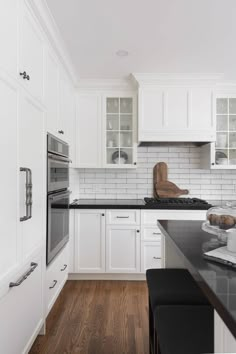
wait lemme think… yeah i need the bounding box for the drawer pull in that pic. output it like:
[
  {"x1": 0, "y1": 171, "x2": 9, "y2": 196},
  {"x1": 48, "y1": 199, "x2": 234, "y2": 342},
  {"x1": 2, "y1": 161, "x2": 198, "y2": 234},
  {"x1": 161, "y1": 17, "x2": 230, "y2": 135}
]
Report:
[
  {"x1": 61, "y1": 264, "x2": 67, "y2": 271},
  {"x1": 153, "y1": 232, "x2": 160, "y2": 235},
  {"x1": 116, "y1": 216, "x2": 129, "y2": 219},
  {"x1": 49, "y1": 280, "x2": 57, "y2": 289},
  {"x1": 9, "y1": 262, "x2": 38, "y2": 288},
  {"x1": 153, "y1": 257, "x2": 161, "y2": 260}
]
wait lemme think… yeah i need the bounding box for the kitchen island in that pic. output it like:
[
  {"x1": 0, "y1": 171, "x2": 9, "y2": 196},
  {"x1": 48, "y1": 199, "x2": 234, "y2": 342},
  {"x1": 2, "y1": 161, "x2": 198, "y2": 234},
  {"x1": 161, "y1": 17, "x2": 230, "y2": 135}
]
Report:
[{"x1": 158, "y1": 220, "x2": 236, "y2": 353}]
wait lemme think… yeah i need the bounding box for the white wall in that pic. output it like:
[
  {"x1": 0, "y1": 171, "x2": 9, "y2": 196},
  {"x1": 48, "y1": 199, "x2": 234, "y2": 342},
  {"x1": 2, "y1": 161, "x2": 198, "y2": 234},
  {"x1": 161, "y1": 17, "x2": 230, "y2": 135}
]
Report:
[{"x1": 70, "y1": 144, "x2": 236, "y2": 203}]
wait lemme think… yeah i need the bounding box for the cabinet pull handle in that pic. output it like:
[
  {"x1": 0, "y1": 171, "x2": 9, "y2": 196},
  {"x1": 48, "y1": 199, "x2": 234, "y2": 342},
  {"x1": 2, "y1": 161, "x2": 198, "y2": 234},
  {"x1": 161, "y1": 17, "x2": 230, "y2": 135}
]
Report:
[
  {"x1": 20, "y1": 167, "x2": 33, "y2": 221},
  {"x1": 153, "y1": 257, "x2": 161, "y2": 260},
  {"x1": 49, "y1": 280, "x2": 57, "y2": 289},
  {"x1": 9, "y1": 262, "x2": 38, "y2": 288},
  {"x1": 58, "y1": 130, "x2": 64, "y2": 134},
  {"x1": 19, "y1": 71, "x2": 27, "y2": 79},
  {"x1": 116, "y1": 216, "x2": 129, "y2": 219},
  {"x1": 153, "y1": 232, "x2": 160, "y2": 235},
  {"x1": 60, "y1": 264, "x2": 67, "y2": 271}
]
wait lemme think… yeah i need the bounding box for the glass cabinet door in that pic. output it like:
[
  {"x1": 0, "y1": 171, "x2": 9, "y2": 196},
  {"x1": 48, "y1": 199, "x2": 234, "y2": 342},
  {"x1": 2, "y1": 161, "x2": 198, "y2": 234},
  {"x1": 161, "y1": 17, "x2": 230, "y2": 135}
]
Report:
[
  {"x1": 105, "y1": 97, "x2": 135, "y2": 166},
  {"x1": 215, "y1": 97, "x2": 236, "y2": 166}
]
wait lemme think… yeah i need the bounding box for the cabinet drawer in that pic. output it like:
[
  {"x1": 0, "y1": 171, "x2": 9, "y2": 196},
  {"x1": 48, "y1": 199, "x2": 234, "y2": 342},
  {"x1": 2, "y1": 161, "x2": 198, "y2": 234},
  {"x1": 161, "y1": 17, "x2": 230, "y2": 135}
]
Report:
[
  {"x1": 0, "y1": 255, "x2": 43, "y2": 354},
  {"x1": 46, "y1": 244, "x2": 69, "y2": 314},
  {"x1": 142, "y1": 227, "x2": 162, "y2": 241},
  {"x1": 141, "y1": 242, "x2": 162, "y2": 273},
  {"x1": 106, "y1": 210, "x2": 140, "y2": 225}
]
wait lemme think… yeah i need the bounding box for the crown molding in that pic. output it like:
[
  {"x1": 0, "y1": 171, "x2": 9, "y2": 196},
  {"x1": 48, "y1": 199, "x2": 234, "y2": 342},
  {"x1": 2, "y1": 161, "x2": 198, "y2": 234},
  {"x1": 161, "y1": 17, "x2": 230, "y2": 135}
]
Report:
[
  {"x1": 26, "y1": 0, "x2": 79, "y2": 87},
  {"x1": 132, "y1": 73, "x2": 225, "y2": 87},
  {"x1": 76, "y1": 77, "x2": 137, "y2": 91}
]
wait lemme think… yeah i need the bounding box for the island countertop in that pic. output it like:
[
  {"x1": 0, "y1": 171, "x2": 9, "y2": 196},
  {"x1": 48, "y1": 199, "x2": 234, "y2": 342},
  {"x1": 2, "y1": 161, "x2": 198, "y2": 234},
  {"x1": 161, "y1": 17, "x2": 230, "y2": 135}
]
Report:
[{"x1": 158, "y1": 220, "x2": 236, "y2": 339}]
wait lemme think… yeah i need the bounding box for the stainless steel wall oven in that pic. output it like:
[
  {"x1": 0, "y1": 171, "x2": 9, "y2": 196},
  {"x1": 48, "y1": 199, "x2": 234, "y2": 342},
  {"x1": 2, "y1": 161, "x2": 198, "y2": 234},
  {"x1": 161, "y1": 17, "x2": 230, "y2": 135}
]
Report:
[{"x1": 47, "y1": 134, "x2": 70, "y2": 265}]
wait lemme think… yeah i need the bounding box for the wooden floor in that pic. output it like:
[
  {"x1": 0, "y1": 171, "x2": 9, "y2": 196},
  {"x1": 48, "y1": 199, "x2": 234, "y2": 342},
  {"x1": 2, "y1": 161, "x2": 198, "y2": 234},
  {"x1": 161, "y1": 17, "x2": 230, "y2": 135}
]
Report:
[{"x1": 30, "y1": 280, "x2": 149, "y2": 354}]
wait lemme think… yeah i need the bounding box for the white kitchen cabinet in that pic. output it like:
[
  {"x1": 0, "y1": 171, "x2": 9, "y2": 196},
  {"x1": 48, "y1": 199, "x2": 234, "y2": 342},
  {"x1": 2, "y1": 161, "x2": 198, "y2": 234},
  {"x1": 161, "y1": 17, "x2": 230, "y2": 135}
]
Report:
[
  {"x1": 44, "y1": 48, "x2": 59, "y2": 137},
  {"x1": 104, "y1": 94, "x2": 137, "y2": 167},
  {"x1": 201, "y1": 93, "x2": 236, "y2": 169},
  {"x1": 215, "y1": 310, "x2": 236, "y2": 353},
  {"x1": 106, "y1": 225, "x2": 140, "y2": 273},
  {"x1": 46, "y1": 243, "x2": 69, "y2": 315},
  {"x1": 0, "y1": 0, "x2": 18, "y2": 77},
  {"x1": 75, "y1": 210, "x2": 106, "y2": 272},
  {"x1": 0, "y1": 74, "x2": 19, "y2": 284},
  {"x1": 141, "y1": 241, "x2": 162, "y2": 272},
  {"x1": 19, "y1": 93, "x2": 45, "y2": 263},
  {"x1": 76, "y1": 93, "x2": 102, "y2": 167},
  {"x1": 0, "y1": 253, "x2": 44, "y2": 354},
  {"x1": 19, "y1": 2, "x2": 44, "y2": 102}
]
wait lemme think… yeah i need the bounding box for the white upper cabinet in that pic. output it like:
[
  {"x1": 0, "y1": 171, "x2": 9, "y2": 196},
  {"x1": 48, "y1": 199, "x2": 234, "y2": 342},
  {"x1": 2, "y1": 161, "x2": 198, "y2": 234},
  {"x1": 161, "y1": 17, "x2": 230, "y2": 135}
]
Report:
[
  {"x1": 0, "y1": 0, "x2": 18, "y2": 76},
  {"x1": 45, "y1": 48, "x2": 59, "y2": 136},
  {"x1": 201, "y1": 86, "x2": 236, "y2": 169},
  {"x1": 76, "y1": 93, "x2": 102, "y2": 168},
  {"x1": 0, "y1": 75, "x2": 19, "y2": 284},
  {"x1": 134, "y1": 74, "x2": 218, "y2": 143},
  {"x1": 19, "y1": 2, "x2": 44, "y2": 102},
  {"x1": 19, "y1": 93, "x2": 45, "y2": 262}
]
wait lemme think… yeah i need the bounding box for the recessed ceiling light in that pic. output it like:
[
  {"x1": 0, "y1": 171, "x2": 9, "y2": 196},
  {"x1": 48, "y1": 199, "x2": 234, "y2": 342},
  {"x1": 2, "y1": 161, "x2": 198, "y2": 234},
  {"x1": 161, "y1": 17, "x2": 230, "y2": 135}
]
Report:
[{"x1": 116, "y1": 50, "x2": 129, "y2": 57}]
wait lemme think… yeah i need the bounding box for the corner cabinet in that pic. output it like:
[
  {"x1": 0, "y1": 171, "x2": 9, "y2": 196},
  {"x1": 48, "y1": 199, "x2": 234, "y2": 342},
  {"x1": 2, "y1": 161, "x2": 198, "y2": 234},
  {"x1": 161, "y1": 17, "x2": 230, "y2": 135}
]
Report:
[
  {"x1": 75, "y1": 90, "x2": 137, "y2": 168},
  {"x1": 201, "y1": 90, "x2": 236, "y2": 169}
]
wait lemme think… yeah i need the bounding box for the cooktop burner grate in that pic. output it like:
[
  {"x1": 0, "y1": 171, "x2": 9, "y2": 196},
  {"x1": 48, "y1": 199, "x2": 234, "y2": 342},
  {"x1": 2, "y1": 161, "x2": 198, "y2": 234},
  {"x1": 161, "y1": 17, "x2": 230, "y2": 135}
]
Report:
[{"x1": 144, "y1": 197, "x2": 212, "y2": 210}]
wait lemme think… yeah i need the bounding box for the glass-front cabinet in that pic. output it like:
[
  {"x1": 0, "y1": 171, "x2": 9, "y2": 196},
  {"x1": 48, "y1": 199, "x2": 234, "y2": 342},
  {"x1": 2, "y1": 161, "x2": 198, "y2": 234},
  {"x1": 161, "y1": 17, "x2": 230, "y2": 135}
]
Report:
[
  {"x1": 215, "y1": 96, "x2": 236, "y2": 166},
  {"x1": 104, "y1": 95, "x2": 136, "y2": 167}
]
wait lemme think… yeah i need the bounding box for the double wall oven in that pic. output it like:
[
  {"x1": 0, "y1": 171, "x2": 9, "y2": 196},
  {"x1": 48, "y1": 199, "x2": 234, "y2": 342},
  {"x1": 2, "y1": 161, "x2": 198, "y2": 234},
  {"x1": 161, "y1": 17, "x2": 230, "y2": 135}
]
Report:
[{"x1": 47, "y1": 134, "x2": 71, "y2": 265}]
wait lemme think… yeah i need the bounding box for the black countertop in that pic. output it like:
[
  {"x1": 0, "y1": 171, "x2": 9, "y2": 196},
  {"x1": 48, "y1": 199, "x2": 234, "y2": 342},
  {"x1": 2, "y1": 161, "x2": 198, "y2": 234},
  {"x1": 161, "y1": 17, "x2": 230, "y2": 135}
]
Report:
[
  {"x1": 158, "y1": 220, "x2": 236, "y2": 339},
  {"x1": 70, "y1": 199, "x2": 146, "y2": 209},
  {"x1": 69, "y1": 198, "x2": 212, "y2": 210}
]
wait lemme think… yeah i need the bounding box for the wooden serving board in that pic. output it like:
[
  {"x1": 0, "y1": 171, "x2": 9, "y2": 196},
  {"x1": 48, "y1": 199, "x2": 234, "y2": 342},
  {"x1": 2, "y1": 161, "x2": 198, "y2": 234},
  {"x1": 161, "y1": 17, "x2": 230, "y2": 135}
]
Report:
[{"x1": 153, "y1": 162, "x2": 189, "y2": 198}]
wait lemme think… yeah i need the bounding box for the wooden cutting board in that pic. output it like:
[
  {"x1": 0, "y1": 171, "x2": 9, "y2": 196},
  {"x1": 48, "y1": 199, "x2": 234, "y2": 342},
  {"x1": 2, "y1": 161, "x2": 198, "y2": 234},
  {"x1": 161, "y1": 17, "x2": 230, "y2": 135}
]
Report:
[{"x1": 153, "y1": 162, "x2": 189, "y2": 198}]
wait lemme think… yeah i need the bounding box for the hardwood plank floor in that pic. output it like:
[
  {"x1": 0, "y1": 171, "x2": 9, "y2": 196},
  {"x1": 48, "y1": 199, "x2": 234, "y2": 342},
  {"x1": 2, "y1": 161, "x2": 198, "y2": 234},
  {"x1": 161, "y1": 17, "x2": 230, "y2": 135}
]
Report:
[{"x1": 30, "y1": 280, "x2": 149, "y2": 354}]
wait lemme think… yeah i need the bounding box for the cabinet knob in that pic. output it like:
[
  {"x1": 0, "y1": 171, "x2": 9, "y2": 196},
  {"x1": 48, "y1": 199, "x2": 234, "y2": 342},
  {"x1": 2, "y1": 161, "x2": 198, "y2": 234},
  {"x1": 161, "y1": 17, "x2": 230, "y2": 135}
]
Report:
[
  {"x1": 134, "y1": 162, "x2": 137, "y2": 165},
  {"x1": 211, "y1": 163, "x2": 215, "y2": 166},
  {"x1": 19, "y1": 71, "x2": 27, "y2": 79},
  {"x1": 136, "y1": 230, "x2": 140, "y2": 233},
  {"x1": 58, "y1": 130, "x2": 64, "y2": 134},
  {"x1": 102, "y1": 213, "x2": 105, "y2": 216}
]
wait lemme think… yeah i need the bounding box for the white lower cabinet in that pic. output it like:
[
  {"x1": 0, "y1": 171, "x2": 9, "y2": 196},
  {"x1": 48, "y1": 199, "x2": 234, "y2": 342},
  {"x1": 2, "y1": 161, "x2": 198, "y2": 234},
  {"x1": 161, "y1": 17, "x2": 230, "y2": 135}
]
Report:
[
  {"x1": 75, "y1": 210, "x2": 106, "y2": 273},
  {"x1": 106, "y1": 225, "x2": 140, "y2": 273},
  {"x1": 46, "y1": 243, "x2": 69, "y2": 315},
  {"x1": 0, "y1": 253, "x2": 43, "y2": 354},
  {"x1": 141, "y1": 241, "x2": 162, "y2": 273}
]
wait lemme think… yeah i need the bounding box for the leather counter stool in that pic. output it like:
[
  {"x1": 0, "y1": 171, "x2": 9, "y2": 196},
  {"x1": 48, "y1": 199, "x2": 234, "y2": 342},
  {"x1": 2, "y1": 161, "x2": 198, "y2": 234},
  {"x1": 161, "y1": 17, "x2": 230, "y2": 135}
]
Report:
[
  {"x1": 155, "y1": 305, "x2": 214, "y2": 354},
  {"x1": 146, "y1": 269, "x2": 210, "y2": 354}
]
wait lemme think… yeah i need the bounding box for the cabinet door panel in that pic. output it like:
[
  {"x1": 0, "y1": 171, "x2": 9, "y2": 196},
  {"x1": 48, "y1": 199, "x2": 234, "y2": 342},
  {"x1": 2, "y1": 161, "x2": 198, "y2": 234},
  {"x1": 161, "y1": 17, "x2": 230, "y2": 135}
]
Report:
[
  {"x1": 76, "y1": 211, "x2": 105, "y2": 272},
  {"x1": 45, "y1": 49, "x2": 59, "y2": 136},
  {"x1": 76, "y1": 94, "x2": 101, "y2": 167},
  {"x1": 165, "y1": 88, "x2": 188, "y2": 129},
  {"x1": 0, "y1": 0, "x2": 18, "y2": 76},
  {"x1": 141, "y1": 242, "x2": 162, "y2": 273},
  {"x1": 106, "y1": 226, "x2": 140, "y2": 273},
  {"x1": 139, "y1": 88, "x2": 164, "y2": 134},
  {"x1": 0, "y1": 77, "x2": 19, "y2": 282},
  {"x1": 19, "y1": 95, "x2": 45, "y2": 261},
  {"x1": 191, "y1": 88, "x2": 214, "y2": 130},
  {"x1": 0, "y1": 255, "x2": 43, "y2": 354},
  {"x1": 20, "y1": 4, "x2": 44, "y2": 101}
]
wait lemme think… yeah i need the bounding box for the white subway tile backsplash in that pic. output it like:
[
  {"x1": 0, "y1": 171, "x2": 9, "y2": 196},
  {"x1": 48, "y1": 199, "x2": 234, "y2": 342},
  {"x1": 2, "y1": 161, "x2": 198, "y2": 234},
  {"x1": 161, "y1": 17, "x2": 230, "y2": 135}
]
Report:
[{"x1": 70, "y1": 144, "x2": 236, "y2": 202}]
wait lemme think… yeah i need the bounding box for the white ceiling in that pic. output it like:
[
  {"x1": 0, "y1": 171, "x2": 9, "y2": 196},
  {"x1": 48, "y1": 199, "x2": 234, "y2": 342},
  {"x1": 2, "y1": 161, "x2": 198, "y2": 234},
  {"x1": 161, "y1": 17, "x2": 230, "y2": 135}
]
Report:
[{"x1": 46, "y1": 0, "x2": 236, "y2": 80}]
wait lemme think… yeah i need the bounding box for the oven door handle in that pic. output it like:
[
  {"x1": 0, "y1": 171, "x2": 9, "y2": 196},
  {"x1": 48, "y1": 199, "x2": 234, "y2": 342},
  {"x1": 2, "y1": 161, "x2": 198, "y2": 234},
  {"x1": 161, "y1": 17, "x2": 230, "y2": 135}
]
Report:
[
  {"x1": 48, "y1": 153, "x2": 72, "y2": 163},
  {"x1": 49, "y1": 191, "x2": 71, "y2": 201}
]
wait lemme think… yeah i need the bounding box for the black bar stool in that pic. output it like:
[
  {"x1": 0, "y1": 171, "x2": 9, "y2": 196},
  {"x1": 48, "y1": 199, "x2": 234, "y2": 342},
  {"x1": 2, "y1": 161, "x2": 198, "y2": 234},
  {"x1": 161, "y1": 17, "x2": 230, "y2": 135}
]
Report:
[
  {"x1": 146, "y1": 269, "x2": 210, "y2": 354},
  {"x1": 155, "y1": 305, "x2": 214, "y2": 354}
]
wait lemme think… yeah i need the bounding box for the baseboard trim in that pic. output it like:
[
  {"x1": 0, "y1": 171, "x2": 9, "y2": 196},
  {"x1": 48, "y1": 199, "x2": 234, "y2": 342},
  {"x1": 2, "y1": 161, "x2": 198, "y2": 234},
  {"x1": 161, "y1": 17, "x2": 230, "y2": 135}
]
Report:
[{"x1": 68, "y1": 273, "x2": 146, "y2": 281}]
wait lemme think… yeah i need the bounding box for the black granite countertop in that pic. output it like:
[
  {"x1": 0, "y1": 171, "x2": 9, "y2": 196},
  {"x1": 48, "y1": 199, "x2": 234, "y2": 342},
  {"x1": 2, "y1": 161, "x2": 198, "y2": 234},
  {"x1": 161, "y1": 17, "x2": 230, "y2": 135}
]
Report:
[
  {"x1": 158, "y1": 220, "x2": 236, "y2": 339},
  {"x1": 70, "y1": 199, "x2": 146, "y2": 209}
]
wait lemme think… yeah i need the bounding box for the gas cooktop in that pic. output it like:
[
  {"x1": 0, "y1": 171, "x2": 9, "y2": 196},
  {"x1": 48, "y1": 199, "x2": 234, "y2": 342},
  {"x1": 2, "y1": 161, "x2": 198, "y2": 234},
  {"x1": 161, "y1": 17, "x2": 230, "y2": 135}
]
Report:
[{"x1": 144, "y1": 197, "x2": 212, "y2": 210}]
